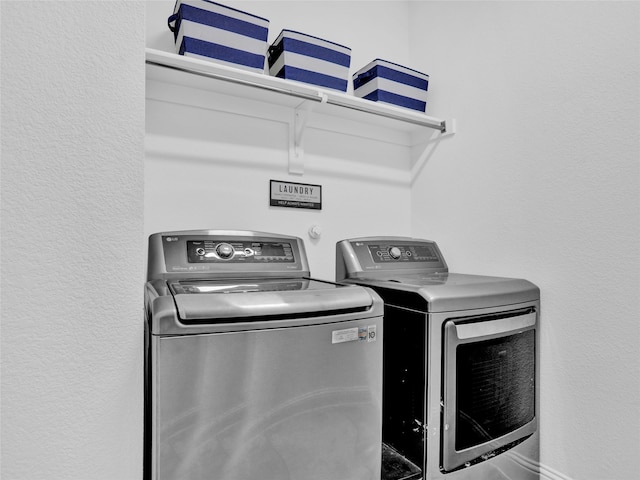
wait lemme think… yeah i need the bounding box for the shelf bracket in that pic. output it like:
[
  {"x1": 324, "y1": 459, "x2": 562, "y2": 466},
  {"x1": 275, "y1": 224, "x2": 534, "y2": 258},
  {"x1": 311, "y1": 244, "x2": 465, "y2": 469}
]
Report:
[
  {"x1": 441, "y1": 118, "x2": 456, "y2": 136},
  {"x1": 288, "y1": 93, "x2": 328, "y2": 175}
]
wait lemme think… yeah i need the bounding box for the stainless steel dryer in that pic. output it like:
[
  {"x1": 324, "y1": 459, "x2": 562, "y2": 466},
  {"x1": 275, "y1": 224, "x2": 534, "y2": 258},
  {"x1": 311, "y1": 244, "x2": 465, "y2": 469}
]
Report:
[
  {"x1": 144, "y1": 230, "x2": 384, "y2": 480},
  {"x1": 336, "y1": 237, "x2": 540, "y2": 480}
]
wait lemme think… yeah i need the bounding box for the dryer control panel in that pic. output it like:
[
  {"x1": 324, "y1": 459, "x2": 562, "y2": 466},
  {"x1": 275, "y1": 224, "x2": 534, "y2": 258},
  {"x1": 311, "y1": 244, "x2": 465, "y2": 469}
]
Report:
[
  {"x1": 367, "y1": 243, "x2": 441, "y2": 263},
  {"x1": 336, "y1": 236, "x2": 448, "y2": 280}
]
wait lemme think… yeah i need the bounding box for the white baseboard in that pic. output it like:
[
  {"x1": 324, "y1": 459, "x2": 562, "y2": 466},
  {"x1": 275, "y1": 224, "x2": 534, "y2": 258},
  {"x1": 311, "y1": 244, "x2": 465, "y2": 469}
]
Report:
[{"x1": 508, "y1": 450, "x2": 575, "y2": 480}]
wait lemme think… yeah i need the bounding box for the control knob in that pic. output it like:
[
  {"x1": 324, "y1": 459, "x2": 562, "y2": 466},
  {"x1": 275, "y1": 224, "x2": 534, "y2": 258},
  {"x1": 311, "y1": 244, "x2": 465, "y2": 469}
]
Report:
[
  {"x1": 388, "y1": 246, "x2": 402, "y2": 259},
  {"x1": 216, "y1": 243, "x2": 235, "y2": 259}
]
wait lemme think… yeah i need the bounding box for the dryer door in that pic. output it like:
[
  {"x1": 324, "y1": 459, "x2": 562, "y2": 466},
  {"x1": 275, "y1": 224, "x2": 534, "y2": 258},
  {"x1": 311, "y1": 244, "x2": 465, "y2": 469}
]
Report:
[{"x1": 441, "y1": 307, "x2": 537, "y2": 472}]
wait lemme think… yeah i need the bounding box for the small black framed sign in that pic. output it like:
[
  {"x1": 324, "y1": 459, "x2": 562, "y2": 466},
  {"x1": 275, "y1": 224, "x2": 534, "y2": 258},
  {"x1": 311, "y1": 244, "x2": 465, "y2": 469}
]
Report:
[{"x1": 270, "y1": 180, "x2": 322, "y2": 210}]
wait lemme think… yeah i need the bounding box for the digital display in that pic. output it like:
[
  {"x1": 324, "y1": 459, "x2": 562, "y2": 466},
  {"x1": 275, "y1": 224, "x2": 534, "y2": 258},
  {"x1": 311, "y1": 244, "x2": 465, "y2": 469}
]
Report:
[
  {"x1": 258, "y1": 243, "x2": 287, "y2": 257},
  {"x1": 411, "y1": 245, "x2": 440, "y2": 262}
]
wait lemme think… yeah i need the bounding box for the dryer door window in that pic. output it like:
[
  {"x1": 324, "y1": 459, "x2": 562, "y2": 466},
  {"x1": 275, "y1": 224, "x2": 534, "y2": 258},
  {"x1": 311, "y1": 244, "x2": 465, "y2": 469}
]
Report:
[
  {"x1": 456, "y1": 330, "x2": 535, "y2": 449},
  {"x1": 442, "y1": 308, "x2": 537, "y2": 472}
]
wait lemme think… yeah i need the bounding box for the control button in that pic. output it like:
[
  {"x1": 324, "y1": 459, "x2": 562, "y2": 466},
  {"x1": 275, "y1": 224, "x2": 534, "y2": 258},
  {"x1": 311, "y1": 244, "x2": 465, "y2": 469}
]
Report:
[
  {"x1": 216, "y1": 243, "x2": 235, "y2": 259},
  {"x1": 195, "y1": 247, "x2": 206, "y2": 256},
  {"x1": 388, "y1": 246, "x2": 402, "y2": 259}
]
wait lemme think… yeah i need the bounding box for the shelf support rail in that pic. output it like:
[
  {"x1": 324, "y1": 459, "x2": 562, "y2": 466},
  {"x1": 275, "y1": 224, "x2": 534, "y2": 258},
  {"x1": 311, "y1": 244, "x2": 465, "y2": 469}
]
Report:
[
  {"x1": 146, "y1": 59, "x2": 447, "y2": 132},
  {"x1": 147, "y1": 59, "x2": 329, "y2": 105},
  {"x1": 328, "y1": 97, "x2": 446, "y2": 131}
]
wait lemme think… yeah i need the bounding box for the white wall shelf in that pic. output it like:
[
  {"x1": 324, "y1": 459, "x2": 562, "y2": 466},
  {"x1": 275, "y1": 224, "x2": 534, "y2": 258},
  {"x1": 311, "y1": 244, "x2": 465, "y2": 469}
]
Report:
[{"x1": 145, "y1": 48, "x2": 454, "y2": 174}]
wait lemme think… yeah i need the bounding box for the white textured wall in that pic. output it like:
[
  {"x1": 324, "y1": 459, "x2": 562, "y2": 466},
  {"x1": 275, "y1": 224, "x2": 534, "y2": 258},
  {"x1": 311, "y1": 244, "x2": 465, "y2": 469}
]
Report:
[
  {"x1": 408, "y1": 2, "x2": 640, "y2": 480},
  {"x1": 1, "y1": 2, "x2": 145, "y2": 479},
  {"x1": 145, "y1": 0, "x2": 415, "y2": 281},
  {"x1": 3, "y1": 2, "x2": 638, "y2": 480}
]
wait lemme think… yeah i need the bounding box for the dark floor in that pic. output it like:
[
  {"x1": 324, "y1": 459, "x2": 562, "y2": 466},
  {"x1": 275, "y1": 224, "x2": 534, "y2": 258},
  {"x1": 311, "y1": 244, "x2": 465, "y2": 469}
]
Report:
[{"x1": 381, "y1": 443, "x2": 422, "y2": 480}]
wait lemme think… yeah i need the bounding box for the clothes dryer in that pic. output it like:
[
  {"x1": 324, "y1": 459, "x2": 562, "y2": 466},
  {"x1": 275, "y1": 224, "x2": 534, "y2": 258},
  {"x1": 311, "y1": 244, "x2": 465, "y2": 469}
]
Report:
[
  {"x1": 336, "y1": 237, "x2": 540, "y2": 480},
  {"x1": 145, "y1": 230, "x2": 383, "y2": 480}
]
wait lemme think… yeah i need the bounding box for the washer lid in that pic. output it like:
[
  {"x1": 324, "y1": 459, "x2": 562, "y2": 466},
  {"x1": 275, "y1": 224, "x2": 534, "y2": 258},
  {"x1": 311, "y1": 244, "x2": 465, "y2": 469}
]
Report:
[
  {"x1": 170, "y1": 278, "x2": 321, "y2": 295},
  {"x1": 170, "y1": 278, "x2": 368, "y2": 318},
  {"x1": 172, "y1": 280, "x2": 375, "y2": 322},
  {"x1": 146, "y1": 277, "x2": 381, "y2": 335}
]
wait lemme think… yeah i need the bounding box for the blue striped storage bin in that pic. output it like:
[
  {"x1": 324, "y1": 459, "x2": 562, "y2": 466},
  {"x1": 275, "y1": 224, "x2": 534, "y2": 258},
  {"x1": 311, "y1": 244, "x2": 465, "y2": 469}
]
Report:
[
  {"x1": 268, "y1": 30, "x2": 351, "y2": 92},
  {"x1": 353, "y1": 59, "x2": 430, "y2": 112},
  {"x1": 168, "y1": 0, "x2": 269, "y2": 73}
]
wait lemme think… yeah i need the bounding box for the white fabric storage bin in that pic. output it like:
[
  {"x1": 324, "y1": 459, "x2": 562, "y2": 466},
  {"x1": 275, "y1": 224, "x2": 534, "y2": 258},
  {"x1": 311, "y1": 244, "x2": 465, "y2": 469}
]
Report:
[
  {"x1": 168, "y1": 0, "x2": 269, "y2": 73},
  {"x1": 353, "y1": 59, "x2": 430, "y2": 112},
  {"x1": 268, "y1": 30, "x2": 351, "y2": 92}
]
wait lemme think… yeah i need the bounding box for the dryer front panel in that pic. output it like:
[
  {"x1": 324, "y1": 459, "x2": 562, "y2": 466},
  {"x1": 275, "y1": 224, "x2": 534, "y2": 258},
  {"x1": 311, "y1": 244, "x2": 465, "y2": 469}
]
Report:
[{"x1": 440, "y1": 306, "x2": 538, "y2": 474}]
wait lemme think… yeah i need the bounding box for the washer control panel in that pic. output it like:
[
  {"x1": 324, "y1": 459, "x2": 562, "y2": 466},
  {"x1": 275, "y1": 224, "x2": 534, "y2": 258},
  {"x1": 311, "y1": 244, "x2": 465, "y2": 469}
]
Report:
[
  {"x1": 147, "y1": 231, "x2": 309, "y2": 281},
  {"x1": 186, "y1": 240, "x2": 295, "y2": 263}
]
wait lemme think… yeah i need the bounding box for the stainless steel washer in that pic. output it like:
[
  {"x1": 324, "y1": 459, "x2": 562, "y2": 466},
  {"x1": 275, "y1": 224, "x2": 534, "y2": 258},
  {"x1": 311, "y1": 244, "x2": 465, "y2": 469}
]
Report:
[
  {"x1": 336, "y1": 237, "x2": 540, "y2": 480},
  {"x1": 144, "y1": 230, "x2": 384, "y2": 480}
]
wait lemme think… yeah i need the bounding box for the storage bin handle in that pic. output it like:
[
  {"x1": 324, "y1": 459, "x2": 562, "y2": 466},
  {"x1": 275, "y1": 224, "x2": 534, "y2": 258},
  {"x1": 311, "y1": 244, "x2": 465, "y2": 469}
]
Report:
[
  {"x1": 355, "y1": 71, "x2": 374, "y2": 82},
  {"x1": 167, "y1": 14, "x2": 177, "y2": 33}
]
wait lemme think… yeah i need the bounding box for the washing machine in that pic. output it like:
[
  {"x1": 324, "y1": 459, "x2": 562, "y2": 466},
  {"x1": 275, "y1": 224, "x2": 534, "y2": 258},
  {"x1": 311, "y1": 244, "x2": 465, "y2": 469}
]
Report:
[
  {"x1": 336, "y1": 237, "x2": 540, "y2": 480},
  {"x1": 144, "y1": 230, "x2": 384, "y2": 480}
]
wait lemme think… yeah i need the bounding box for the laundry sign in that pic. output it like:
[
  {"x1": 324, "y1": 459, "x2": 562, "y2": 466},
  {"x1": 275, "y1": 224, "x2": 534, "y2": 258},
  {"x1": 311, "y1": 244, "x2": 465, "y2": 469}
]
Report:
[{"x1": 270, "y1": 180, "x2": 322, "y2": 210}]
